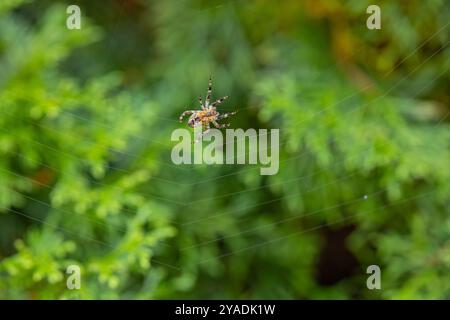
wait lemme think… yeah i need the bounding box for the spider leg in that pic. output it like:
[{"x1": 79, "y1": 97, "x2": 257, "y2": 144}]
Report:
[
  {"x1": 179, "y1": 110, "x2": 195, "y2": 122},
  {"x1": 205, "y1": 76, "x2": 212, "y2": 107},
  {"x1": 217, "y1": 110, "x2": 237, "y2": 120},
  {"x1": 198, "y1": 96, "x2": 204, "y2": 108},
  {"x1": 211, "y1": 96, "x2": 229, "y2": 108},
  {"x1": 212, "y1": 120, "x2": 230, "y2": 129}
]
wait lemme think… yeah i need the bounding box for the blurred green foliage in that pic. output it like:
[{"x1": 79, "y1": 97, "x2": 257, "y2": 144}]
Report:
[{"x1": 0, "y1": 0, "x2": 449, "y2": 299}]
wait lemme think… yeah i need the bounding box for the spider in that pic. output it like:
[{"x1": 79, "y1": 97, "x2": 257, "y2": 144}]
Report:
[{"x1": 179, "y1": 77, "x2": 237, "y2": 143}]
